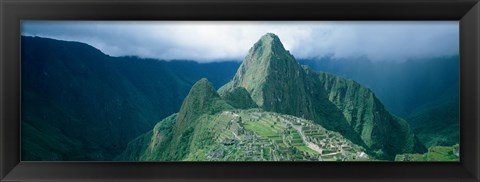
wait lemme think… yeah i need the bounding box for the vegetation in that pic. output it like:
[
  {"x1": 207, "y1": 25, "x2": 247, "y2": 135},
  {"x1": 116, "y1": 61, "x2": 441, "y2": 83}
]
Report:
[
  {"x1": 21, "y1": 36, "x2": 239, "y2": 160},
  {"x1": 118, "y1": 33, "x2": 428, "y2": 161},
  {"x1": 299, "y1": 51, "x2": 459, "y2": 155},
  {"x1": 406, "y1": 95, "x2": 459, "y2": 147},
  {"x1": 219, "y1": 33, "x2": 365, "y2": 151},
  {"x1": 299, "y1": 55, "x2": 459, "y2": 117},
  {"x1": 395, "y1": 144, "x2": 459, "y2": 161},
  {"x1": 23, "y1": 33, "x2": 456, "y2": 162},
  {"x1": 219, "y1": 87, "x2": 258, "y2": 109},
  {"x1": 318, "y1": 72, "x2": 427, "y2": 159}
]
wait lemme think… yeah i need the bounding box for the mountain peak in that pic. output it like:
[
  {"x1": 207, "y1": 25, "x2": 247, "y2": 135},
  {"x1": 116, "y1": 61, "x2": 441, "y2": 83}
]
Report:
[
  {"x1": 224, "y1": 33, "x2": 300, "y2": 107},
  {"x1": 194, "y1": 78, "x2": 213, "y2": 88},
  {"x1": 176, "y1": 78, "x2": 220, "y2": 129},
  {"x1": 251, "y1": 33, "x2": 287, "y2": 56},
  {"x1": 259, "y1": 33, "x2": 281, "y2": 43},
  {"x1": 264, "y1": 32, "x2": 277, "y2": 37},
  {"x1": 183, "y1": 78, "x2": 219, "y2": 106}
]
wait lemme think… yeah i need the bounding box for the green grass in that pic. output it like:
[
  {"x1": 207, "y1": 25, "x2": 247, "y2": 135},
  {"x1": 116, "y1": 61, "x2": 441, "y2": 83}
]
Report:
[
  {"x1": 426, "y1": 146, "x2": 458, "y2": 161},
  {"x1": 394, "y1": 144, "x2": 459, "y2": 161},
  {"x1": 269, "y1": 136, "x2": 283, "y2": 140},
  {"x1": 291, "y1": 140, "x2": 304, "y2": 146},
  {"x1": 244, "y1": 121, "x2": 278, "y2": 137},
  {"x1": 295, "y1": 146, "x2": 319, "y2": 155},
  {"x1": 262, "y1": 148, "x2": 272, "y2": 160}
]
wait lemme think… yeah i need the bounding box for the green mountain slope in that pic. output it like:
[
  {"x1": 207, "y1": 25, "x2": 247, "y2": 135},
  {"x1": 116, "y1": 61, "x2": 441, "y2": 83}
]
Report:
[
  {"x1": 406, "y1": 95, "x2": 459, "y2": 147},
  {"x1": 117, "y1": 79, "x2": 369, "y2": 161},
  {"x1": 318, "y1": 72, "x2": 426, "y2": 158},
  {"x1": 219, "y1": 86, "x2": 258, "y2": 109},
  {"x1": 21, "y1": 36, "x2": 239, "y2": 160},
  {"x1": 167, "y1": 78, "x2": 234, "y2": 160},
  {"x1": 118, "y1": 79, "x2": 234, "y2": 161},
  {"x1": 299, "y1": 55, "x2": 459, "y2": 117},
  {"x1": 219, "y1": 33, "x2": 424, "y2": 159},
  {"x1": 219, "y1": 33, "x2": 365, "y2": 148}
]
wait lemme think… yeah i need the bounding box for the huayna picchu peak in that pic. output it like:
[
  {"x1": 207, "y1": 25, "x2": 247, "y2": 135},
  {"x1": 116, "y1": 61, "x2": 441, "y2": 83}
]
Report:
[
  {"x1": 220, "y1": 33, "x2": 366, "y2": 151},
  {"x1": 115, "y1": 33, "x2": 426, "y2": 161}
]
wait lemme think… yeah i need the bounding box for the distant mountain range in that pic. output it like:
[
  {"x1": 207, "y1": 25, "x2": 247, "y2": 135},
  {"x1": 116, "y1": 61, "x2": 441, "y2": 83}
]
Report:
[{"x1": 21, "y1": 34, "x2": 458, "y2": 161}]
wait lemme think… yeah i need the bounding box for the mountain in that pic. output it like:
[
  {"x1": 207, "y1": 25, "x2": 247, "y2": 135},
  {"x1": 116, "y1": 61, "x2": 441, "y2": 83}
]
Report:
[
  {"x1": 318, "y1": 72, "x2": 426, "y2": 158},
  {"x1": 117, "y1": 79, "x2": 369, "y2": 161},
  {"x1": 219, "y1": 33, "x2": 365, "y2": 148},
  {"x1": 219, "y1": 87, "x2": 258, "y2": 109},
  {"x1": 21, "y1": 36, "x2": 240, "y2": 160},
  {"x1": 406, "y1": 95, "x2": 459, "y2": 147},
  {"x1": 119, "y1": 33, "x2": 425, "y2": 161},
  {"x1": 146, "y1": 79, "x2": 234, "y2": 160},
  {"x1": 299, "y1": 55, "x2": 459, "y2": 118},
  {"x1": 298, "y1": 53, "x2": 459, "y2": 153},
  {"x1": 219, "y1": 33, "x2": 425, "y2": 159},
  {"x1": 118, "y1": 79, "x2": 232, "y2": 161}
]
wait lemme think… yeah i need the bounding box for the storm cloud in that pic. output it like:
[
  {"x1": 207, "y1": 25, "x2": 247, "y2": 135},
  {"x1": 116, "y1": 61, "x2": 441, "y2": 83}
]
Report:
[{"x1": 22, "y1": 21, "x2": 459, "y2": 62}]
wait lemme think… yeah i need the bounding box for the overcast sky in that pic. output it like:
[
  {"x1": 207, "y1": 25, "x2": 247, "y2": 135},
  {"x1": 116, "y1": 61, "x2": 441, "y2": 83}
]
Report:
[{"x1": 22, "y1": 21, "x2": 459, "y2": 62}]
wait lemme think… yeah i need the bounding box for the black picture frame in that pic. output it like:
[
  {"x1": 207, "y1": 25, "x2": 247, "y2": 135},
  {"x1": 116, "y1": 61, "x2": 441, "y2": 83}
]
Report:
[{"x1": 1, "y1": 0, "x2": 479, "y2": 181}]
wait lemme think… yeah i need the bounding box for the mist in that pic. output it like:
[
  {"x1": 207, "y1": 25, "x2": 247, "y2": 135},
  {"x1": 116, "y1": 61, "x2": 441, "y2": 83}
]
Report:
[{"x1": 22, "y1": 21, "x2": 459, "y2": 63}]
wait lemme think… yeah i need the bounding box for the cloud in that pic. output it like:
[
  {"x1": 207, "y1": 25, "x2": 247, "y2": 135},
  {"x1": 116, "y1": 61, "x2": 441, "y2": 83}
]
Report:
[{"x1": 21, "y1": 21, "x2": 458, "y2": 62}]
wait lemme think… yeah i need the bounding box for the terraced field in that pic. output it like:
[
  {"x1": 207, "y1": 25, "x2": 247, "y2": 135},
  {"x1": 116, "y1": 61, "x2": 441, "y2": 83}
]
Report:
[{"x1": 201, "y1": 109, "x2": 369, "y2": 161}]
